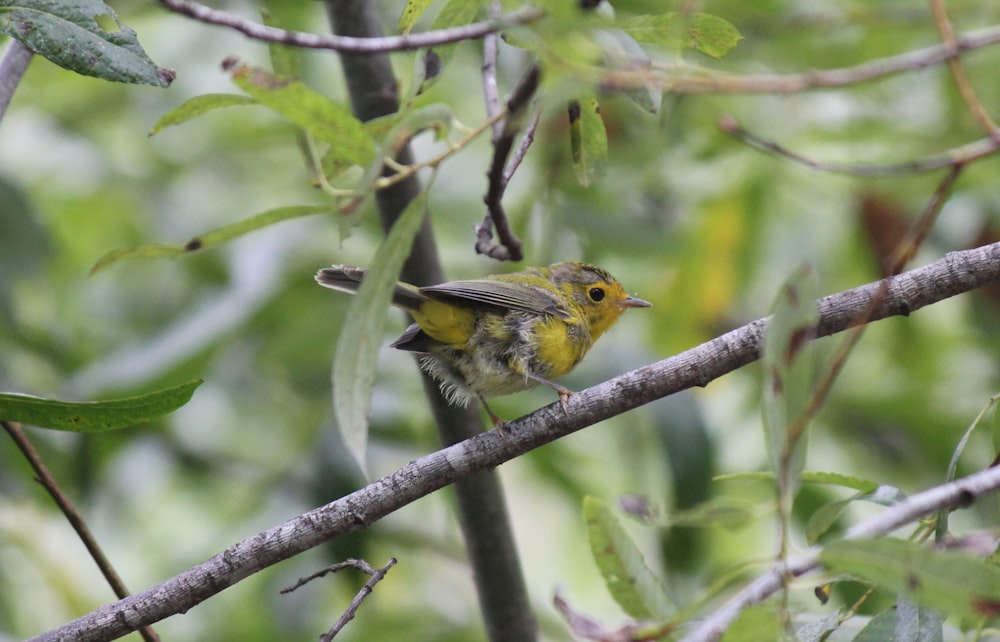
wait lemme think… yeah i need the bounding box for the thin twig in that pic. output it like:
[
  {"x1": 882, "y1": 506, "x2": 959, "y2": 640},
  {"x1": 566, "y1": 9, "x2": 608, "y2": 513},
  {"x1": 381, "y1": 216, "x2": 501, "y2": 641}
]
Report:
[
  {"x1": 928, "y1": 0, "x2": 1000, "y2": 142},
  {"x1": 1, "y1": 421, "x2": 160, "y2": 642},
  {"x1": 598, "y1": 23, "x2": 1000, "y2": 94},
  {"x1": 476, "y1": 64, "x2": 540, "y2": 261},
  {"x1": 322, "y1": 558, "x2": 396, "y2": 641},
  {"x1": 280, "y1": 558, "x2": 398, "y2": 641},
  {"x1": 482, "y1": 0, "x2": 503, "y2": 142},
  {"x1": 31, "y1": 241, "x2": 1000, "y2": 642},
  {"x1": 502, "y1": 111, "x2": 540, "y2": 186},
  {"x1": 281, "y1": 558, "x2": 379, "y2": 594},
  {"x1": 717, "y1": 114, "x2": 1000, "y2": 175},
  {"x1": 157, "y1": 0, "x2": 542, "y2": 53},
  {"x1": 0, "y1": 38, "x2": 33, "y2": 125}
]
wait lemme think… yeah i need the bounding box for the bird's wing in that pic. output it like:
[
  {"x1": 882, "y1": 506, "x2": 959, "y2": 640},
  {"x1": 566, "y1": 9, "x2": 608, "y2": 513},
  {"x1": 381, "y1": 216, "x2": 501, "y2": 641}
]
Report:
[{"x1": 419, "y1": 279, "x2": 573, "y2": 319}]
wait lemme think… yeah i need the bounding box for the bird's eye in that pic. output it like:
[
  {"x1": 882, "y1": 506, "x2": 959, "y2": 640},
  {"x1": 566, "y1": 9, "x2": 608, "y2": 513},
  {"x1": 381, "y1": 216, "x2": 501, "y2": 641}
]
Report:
[{"x1": 588, "y1": 287, "x2": 606, "y2": 302}]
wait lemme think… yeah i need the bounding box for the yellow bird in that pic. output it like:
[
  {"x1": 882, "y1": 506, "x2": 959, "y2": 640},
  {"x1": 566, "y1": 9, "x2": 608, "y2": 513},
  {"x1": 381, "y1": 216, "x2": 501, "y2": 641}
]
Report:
[{"x1": 316, "y1": 262, "x2": 651, "y2": 425}]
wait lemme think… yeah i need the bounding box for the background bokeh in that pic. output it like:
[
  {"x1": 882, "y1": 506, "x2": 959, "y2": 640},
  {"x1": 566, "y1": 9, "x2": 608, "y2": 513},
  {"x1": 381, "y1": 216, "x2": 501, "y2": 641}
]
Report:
[{"x1": 2, "y1": 1, "x2": 1000, "y2": 639}]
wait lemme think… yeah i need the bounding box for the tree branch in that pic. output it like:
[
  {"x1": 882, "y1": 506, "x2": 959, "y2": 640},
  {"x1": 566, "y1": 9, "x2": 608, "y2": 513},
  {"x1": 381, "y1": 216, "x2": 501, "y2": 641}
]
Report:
[
  {"x1": 680, "y1": 463, "x2": 1000, "y2": 642},
  {"x1": 31, "y1": 241, "x2": 1000, "y2": 642},
  {"x1": 155, "y1": 0, "x2": 542, "y2": 53}
]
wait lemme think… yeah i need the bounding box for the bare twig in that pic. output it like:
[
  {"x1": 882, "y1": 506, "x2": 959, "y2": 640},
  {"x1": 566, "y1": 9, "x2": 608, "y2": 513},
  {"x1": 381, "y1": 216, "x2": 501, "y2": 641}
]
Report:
[
  {"x1": 717, "y1": 114, "x2": 1000, "y2": 175},
  {"x1": 929, "y1": 0, "x2": 1000, "y2": 142},
  {"x1": 31, "y1": 241, "x2": 1000, "y2": 642},
  {"x1": 0, "y1": 38, "x2": 33, "y2": 125},
  {"x1": 1, "y1": 421, "x2": 160, "y2": 642},
  {"x1": 482, "y1": 0, "x2": 504, "y2": 142},
  {"x1": 680, "y1": 462, "x2": 1000, "y2": 642},
  {"x1": 597, "y1": 24, "x2": 1000, "y2": 94},
  {"x1": 502, "y1": 111, "x2": 540, "y2": 186},
  {"x1": 281, "y1": 558, "x2": 397, "y2": 641},
  {"x1": 476, "y1": 64, "x2": 540, "y2": 261},
  {"x1": 156, "y1": 0, "x2": 542, "y2": 53}
]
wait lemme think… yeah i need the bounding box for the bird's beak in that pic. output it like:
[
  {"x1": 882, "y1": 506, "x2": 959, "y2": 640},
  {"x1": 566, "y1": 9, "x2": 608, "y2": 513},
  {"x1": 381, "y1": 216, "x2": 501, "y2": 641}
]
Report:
[{"x1": 621, "y1": 296, "x2": 652, "y2": 308}]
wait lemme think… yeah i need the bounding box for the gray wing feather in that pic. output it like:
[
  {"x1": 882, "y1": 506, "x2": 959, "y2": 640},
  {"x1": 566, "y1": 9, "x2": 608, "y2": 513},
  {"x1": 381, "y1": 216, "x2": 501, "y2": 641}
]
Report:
[{"x1": 419, "y1": 279, "x2": 572, "y2": 319}]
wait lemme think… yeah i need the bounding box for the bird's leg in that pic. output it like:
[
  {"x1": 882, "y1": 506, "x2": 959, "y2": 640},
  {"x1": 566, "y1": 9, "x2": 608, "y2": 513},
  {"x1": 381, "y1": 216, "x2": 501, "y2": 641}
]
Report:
[
  {"x1": 477, "y1": 394, "x2": 507, "y2": 430},
  {"x1": 525, "y1": 372, "x2": 574, "y2": 414}
]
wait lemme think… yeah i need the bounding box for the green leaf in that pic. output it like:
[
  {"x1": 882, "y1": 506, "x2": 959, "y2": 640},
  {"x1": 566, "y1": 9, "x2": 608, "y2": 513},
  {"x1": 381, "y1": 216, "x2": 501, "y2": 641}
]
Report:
[
  {"x1": 428, "y1": 0, "x2": 481, "y2": 61},
  {"x1": 261, "y1": 10, "x2": 301, "y2": 79},
  {"x1": 596, "y1": 29, "x2": 660, "y2": 114},
  {"x1": 852, "y1": 608, "x2": 898, "y2": 642},
  {"x1": 938, "y1": 394, "x2": 1000, "y2": 541},
  {"x1": 761, "y1": 265, "x2": 819, "y2": 499},
  {"x1": 806, "y1": 484, "x2": 905, "y2": 544},
  {"x1": 800, "y1": 471, "x2": 881, "y2": 493},
  {"x1": 0, "y1": 380, "x2": 202, "y2": 432},
  {"x1": 569, "y1": 96, "x2": 608, "y2": 187},
  {"x1": 619, "y1": 12, "x2": 742, "y2": 59},
  {"x1": 795, "y1": 612, "x2": 840, "y2": 642},
  {"x1": 720, "y1": 604, "x2": 784, "y2": 642},
  {"x1": 663, "y1": 496, "x2": 756, "y2": 531},
  {"x1": 90, "y1": 205, "x2": 333, "y2": 274},
  {"x1": 821, "y1": 538, "x2": 1000, "y2": 621},
  {"x1": 398, "y1": 0, "x2": 435, "y2": 35},
  {"x1": 0, "y1": 0, "x2": 172, "y2": 86},
  {"x1": 227, "y1": 62, "x2": 375, "y2": 166},
  {"x1": 685, "y1": 13, "x2": 743, "y2": 59},
  {"x1": 148, "y1": 94, "x2": 259, "y2": 136},
  {"x1": 583, "y1": 496, "x2": 673, "y2": 620},
  {"x1": 894, "y1": 597, "x2": 944, "y2": 642},
  {"x1": 332, "y1": 189, "x2": 430, "y2": 478}
]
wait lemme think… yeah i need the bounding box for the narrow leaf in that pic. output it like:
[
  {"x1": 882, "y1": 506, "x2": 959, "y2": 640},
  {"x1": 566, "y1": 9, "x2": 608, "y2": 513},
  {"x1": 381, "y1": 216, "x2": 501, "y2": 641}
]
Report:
[
  {"x1": 761, "y1": 265, "x2": 819, "y2": 498},
  {"x1": 149, "y1": 94, "x2": 258, "y2": 136},
  {"x1": 0, "y1": 380, "x2": 202, "y2": 432},
  {"x1": 332, "y1": 190, "x2": 430, "y2": 478},
  {"x1": 663, "y1": 496, "x2": 756, "y2": 531},
  {"x1": 0, "y1": 0, "x2": 172, "y2": 86},
  {"x1": 227, "y1": 61, "x2": 375, "y2": 166},
  {"x1": 619, "y1": 12, "x2": 742, "y2": 59},
  {"x1": 90, "y1": 205, "x2": 333, "y2": 274},
  {"x1": 398, "y1": 0, "x2": 436, "y2": 35},
  {"x1": 806, "y1": 485, "x2": 906, "y2": 544},
  {"x1": 800, "y1": 471, "x2": 880, "y2": 493},
  {"x1": 261, "y1": 10, "x2": 300, "y2": 79},
  {"x1": 569, "y1": 96, "x2": 608, "y2": 187},
  {"x1": 583, "y1": 496, "x2": 673, "y2": 620},
  {"x1": 821, "y1": 538, "x2": 1000, "y2": 620}
]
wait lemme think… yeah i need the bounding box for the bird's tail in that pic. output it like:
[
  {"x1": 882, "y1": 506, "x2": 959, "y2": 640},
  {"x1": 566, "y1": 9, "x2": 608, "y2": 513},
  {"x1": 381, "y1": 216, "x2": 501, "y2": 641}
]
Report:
[{"x1": 314, "y1": 265, "x2": 429, "y2": 311}]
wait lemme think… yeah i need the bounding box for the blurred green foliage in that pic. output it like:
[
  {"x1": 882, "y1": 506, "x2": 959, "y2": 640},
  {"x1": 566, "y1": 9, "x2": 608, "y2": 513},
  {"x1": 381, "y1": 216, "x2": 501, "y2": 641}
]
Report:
[{"x1": 3, "y1": 1, "x2": 1000, "y2": 640}]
